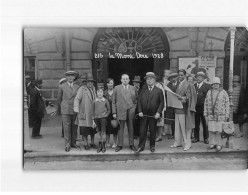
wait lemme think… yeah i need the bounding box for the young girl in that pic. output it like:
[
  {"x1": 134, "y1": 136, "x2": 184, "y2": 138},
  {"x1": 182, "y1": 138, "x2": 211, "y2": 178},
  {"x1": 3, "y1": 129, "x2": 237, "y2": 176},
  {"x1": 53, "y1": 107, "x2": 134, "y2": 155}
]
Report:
[{"x1": 92, "y1": 87, "x2": 111, "y2": 153}]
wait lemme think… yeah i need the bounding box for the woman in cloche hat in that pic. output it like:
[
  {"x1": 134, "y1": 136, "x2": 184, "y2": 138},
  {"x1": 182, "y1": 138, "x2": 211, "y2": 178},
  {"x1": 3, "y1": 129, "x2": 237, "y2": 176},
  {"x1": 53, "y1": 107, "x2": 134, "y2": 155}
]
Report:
[{"x1": 204, "y1": 77, "x2": 230, "y2": 152}]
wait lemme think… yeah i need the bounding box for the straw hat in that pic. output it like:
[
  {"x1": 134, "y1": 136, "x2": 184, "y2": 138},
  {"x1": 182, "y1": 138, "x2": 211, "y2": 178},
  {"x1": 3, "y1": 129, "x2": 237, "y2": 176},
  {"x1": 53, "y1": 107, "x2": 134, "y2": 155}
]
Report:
[
  {"x1": 64, "y1": 70, "x2": 77, "y2": 76},
  {"x1": 144, "y1": 72, "x2": 157, "y2": 80}
]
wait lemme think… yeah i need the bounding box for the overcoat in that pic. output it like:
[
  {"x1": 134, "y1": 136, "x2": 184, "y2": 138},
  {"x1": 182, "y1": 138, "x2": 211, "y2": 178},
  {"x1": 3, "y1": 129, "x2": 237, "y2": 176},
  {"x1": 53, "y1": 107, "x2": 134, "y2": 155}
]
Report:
[
  {"x1": 74, "y1": 86, "x2": 96, "y2": 127},
  {"x1": 58, "y1": 82, "x2": 80, "y2": 115},
  {"x1": 29, "y1": 87, "x2": 47, "y2": 118}
]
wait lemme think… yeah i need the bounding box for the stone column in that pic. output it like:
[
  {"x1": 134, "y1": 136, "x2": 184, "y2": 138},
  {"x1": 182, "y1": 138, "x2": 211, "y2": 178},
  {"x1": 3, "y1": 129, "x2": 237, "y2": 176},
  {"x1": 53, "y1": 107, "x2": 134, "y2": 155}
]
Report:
[
  {"x1": 65, "y1": 29, "x2": 71, "y2": 71},
  {"x1": 228, "y1": 27, "x2": 236, "y2": 121},
  {"x1": 24, "y1": 74, "x2": 32, "y2": 152}
]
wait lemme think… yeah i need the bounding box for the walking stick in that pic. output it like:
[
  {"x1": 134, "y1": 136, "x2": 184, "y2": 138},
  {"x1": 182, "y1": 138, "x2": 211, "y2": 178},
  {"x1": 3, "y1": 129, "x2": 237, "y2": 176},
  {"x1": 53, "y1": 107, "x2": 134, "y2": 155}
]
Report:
[{"x1": 135, "y1": 114, "x2": 175, "y2": 121}]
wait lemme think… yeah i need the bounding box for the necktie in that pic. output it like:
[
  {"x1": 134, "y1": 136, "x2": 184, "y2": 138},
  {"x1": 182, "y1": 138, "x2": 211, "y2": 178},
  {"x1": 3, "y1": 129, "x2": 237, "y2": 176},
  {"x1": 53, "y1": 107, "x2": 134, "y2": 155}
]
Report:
[{"x1": 149, "y1": 86, "x2": 152, "y2": 91}]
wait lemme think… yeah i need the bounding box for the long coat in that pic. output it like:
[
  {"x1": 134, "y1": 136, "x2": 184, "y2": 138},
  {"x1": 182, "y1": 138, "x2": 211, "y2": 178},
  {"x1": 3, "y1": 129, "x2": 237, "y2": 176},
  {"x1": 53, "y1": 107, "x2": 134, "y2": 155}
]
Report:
[
  {"x1": 112, "y1": 84, "x2": 137, "y2": 120},
  {"x1": 175, "y1": 80, "x2": 197, "y2": 130},
  {"x1": 74, "y1": 86, "x2": 96, "y2": 127},
  {"x1": 58, "y1": 82, "x2": 80, "y2": 115},
  {"x1": 29, "y1": 87, "x2": 47, "y2": 118},
  {"x1": 138, "y1": 86, "x2": 164, "y2": 116},
  {"x1": 204, "y1": 89, "x2": 230, "y2": 122}
]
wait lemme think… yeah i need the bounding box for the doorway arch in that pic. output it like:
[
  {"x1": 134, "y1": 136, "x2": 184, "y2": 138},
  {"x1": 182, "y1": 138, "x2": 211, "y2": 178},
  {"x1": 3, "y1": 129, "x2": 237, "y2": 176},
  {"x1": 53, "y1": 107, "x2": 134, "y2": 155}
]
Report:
[{"x1": 92, "y1": 27, "x2": 170, "y2": 86}]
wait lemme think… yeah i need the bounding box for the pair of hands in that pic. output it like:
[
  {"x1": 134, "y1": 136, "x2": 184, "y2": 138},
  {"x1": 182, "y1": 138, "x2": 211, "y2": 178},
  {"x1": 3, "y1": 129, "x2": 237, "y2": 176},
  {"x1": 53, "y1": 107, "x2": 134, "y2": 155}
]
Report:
[{"x1": 138, "y1": 112, "x2": 160, "y2": 119}]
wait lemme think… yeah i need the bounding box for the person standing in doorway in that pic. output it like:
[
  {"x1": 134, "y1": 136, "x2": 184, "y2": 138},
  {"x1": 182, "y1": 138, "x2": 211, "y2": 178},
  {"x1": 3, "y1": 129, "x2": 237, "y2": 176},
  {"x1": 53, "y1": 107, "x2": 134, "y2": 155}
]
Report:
[
  {"x1": 112, "y1": 74, "x2": 137, "y2": 152},
  {"x1": 135, "y1": 72, "x2": 164, "y2": 155},
  {"x1": 192, "y1": 71, "x2": 211, "y2": 144},
  {"x1": 58, "y1": 71, "x2": 80, "y2": 152}
]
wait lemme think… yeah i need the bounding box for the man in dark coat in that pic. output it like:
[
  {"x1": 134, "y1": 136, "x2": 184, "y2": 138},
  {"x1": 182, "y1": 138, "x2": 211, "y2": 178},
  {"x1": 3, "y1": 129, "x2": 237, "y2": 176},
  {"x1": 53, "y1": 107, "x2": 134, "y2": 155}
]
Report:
[
  {"x1": 192, "y1": 71, "x2": 211, "y2": 144},
  {"x1": 29, "y1": 79, "x2": 49, "y2": 139},
  {"x1": 135, "y1": 72, "x2": 164, "y2": 154}
]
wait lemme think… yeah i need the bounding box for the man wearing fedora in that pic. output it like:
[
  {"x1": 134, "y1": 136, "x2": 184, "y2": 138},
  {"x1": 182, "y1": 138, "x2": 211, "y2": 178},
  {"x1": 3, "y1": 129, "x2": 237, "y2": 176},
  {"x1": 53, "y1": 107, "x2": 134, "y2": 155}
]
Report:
[
  {"x1": 58, "y1": 71, "x2": 80, "y2": 152},
  {"x1": 193, "y1": 71, "x2": 211, "y2": 144},
  {"x1": 29, "y1": 79, "x2": 50, "y2": 139},
  {"x1": 135, "y1": 72, "x2": 164, "y2": 154},
  {"x1": 112, "y1": 74, "x2": 137, "y2": 152},
  {"x1": 132, "y1": 76, "x2": 142, "y2": 139}
]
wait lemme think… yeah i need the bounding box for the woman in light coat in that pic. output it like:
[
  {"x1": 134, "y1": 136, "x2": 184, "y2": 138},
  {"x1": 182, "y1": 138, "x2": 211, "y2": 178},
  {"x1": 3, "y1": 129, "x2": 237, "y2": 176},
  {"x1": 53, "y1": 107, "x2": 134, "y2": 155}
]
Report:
[
  {"x1": 74, "y1": 77, "x2": 97, "y2": 150},
  {"x1": 204, "y1": 77, "x2": 230, "y2": 152}
]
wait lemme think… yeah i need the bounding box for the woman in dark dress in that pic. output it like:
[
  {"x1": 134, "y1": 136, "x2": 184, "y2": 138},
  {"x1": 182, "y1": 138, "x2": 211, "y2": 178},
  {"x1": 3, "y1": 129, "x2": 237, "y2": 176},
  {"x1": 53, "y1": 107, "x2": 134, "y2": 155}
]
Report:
[{"x1": 105, "y1": 78, "x2": 119, "y2": 148}]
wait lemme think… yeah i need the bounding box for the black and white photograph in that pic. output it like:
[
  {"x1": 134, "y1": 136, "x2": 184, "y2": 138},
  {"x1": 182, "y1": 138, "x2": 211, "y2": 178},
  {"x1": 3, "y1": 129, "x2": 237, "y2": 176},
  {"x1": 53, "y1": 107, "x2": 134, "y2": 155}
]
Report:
[
  {"x1": 23, "y1": 26, "x2": 248, "y2": 170},
  {"x1": 1, "y1": 0, "x2": 248, "y2": 192}
]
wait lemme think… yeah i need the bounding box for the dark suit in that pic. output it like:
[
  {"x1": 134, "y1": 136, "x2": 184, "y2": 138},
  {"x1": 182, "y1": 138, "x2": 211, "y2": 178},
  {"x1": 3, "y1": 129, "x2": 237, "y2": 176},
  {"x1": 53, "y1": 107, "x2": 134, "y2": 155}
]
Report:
[
  {"x1": 194, "y1": 82, "x2": 211, "y2": 140},
  {"x1": 137, "y1": 85, "x2": 164, "y2": 149},
  {"x1": 29, "y1": 87, "x2": 47, "y2": 137}
]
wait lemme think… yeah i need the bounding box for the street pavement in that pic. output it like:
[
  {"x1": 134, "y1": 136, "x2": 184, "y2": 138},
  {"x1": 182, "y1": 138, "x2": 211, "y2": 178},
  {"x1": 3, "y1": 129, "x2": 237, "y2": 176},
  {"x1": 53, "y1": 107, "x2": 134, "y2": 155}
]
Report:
[{"x1": 24, "y1": 114, "x2": 248, "y2": 170}]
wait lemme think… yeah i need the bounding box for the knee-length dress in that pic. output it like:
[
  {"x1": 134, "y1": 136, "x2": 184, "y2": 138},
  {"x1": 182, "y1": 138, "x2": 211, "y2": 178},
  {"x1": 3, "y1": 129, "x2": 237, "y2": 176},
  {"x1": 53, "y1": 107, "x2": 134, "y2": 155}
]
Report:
[{"x1": 105, "y1": 90, "x2": 119, "y2": 134}]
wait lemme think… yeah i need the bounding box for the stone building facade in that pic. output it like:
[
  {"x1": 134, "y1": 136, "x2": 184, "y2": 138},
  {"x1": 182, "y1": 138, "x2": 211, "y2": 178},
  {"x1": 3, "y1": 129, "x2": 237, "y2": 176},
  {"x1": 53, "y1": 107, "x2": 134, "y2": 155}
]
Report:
[{"x1": 24, "y1": 27, "x2": 248, "y2": 102}]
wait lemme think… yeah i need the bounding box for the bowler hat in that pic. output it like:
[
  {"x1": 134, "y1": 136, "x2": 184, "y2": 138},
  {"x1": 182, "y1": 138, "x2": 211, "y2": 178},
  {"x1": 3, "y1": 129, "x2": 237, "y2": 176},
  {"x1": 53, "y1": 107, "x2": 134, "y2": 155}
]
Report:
[
  {"x1": 212, "y1": 77, "x2": 221, "y2": 85},
  {"x1": 132, "y1": 76, "x2": 141, "y2": 83},
  {"x1": 65, "y1": 70, "x2": 77, "y2": 76},
  {"x1": 195, "y1": 71, "x2": 206, "y2": 78},
  {"x1": 168, "y1": 72, "x2": 178, "y2": 80},
  {"x1": 144, "y1": 72, "x2": 157, "y2": 80}
]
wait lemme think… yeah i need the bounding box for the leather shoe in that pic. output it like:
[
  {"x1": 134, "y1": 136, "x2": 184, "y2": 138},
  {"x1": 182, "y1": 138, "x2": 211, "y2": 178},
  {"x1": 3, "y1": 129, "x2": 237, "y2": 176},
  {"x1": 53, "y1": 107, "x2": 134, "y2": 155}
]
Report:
[
  {"x1": 84, "y1": 145, "x2": 90, "y2": 150},
  {"x1": 129, "y1": 145, "x2": 136, "y2": 151},
  {"x1": 204, "y1": 139, "x2": 209, "y2": 144},
  {"x1": 115, "y1": 146, "x2": 122, "y2": 152},
  {"x1": 192, "y1": 138, "x2": 199, "y2": 143},
  {"x1": 65, "y1": 147, "x2": 70, "y2": 152},
  {"x1": 150, "y1": 146, "x2": 155, "y2": 152},
  {"x1": 135, "y1": 148, "x2": 144, "y2": 156},
  {"x1": 71, "y1": 144, "x2": 80, "y2": 148},
  {"x1": 90, "y1": 143, "x2": 98, "y2": 149},
  {"x1": 155, "y1": 137, "x2": 162, "y2": 142}
]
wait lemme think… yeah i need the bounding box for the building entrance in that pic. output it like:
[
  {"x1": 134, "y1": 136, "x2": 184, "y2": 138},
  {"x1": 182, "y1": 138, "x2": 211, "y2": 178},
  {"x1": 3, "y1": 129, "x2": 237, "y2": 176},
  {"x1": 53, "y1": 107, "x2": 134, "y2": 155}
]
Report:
[{"x1": 108, "y1": 58, "x2": 154, "y2": 85}]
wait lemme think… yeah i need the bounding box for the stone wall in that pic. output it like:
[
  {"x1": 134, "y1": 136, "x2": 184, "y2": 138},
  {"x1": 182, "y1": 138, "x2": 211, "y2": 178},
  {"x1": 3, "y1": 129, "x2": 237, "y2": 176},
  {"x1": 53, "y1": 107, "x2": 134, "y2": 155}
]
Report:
[
  {"x1": 162, "y1": 27, "x2": 230, "y2": 84},
  {"x1": 24, "y1": 28, "x2": 98, "y2": 102},
  {"x1": 24, "y1": 27, "x2": 231, "y2": 101}
]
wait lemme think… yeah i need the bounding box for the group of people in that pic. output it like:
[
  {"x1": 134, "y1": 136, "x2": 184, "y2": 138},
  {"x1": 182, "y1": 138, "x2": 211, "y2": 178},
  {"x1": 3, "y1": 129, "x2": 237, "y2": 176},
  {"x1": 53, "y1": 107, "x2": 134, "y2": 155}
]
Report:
[{"x1": 27, "y1": 67, "x2": 248, "y2": 154}]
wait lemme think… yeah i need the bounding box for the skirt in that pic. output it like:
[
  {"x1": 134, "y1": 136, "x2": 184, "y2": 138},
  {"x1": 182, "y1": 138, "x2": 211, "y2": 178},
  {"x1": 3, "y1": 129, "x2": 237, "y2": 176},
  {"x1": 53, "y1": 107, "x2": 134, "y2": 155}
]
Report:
[
  {"x1": 79, "y1": 126, "x2": 97, "y2": 137},
  {"x1": 106, "y1": 115, "x2": 119, "y2": 135},
  {"x1": 208, "y1": 121, "x2": 223, "y2": 133}
]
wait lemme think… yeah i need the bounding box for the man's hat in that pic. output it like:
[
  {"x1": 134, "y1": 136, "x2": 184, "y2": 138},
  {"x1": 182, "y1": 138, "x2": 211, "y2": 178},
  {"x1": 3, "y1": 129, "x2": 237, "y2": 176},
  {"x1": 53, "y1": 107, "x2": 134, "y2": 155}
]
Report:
[
  {"x1": 195, "y1": 71, "x2": 206, "y2": 78},
  {"x1": 34, "y1": 79, "x2": 43, "y2": 85},
  {"x1": 144, "y1": 72, "x2": 157, "y2": 80},
  {"x1": 59, "y1": 78, "x2": 67, "y2": 84},
  {"x1": 168, "y1": 72, "x2": 178, "y2": 80},
  {"x1": 212, "y1": 77, "x2": 221, "y2": 85},
  {"x1": 86, "y1": 72, "x2": 96, "y2": 82},
  {"x1": 64, "y1": 70, "x2": 77, "y2": 76},
  {"x1": 132, "y1": 76, "x2": 141, "y2": 83}
]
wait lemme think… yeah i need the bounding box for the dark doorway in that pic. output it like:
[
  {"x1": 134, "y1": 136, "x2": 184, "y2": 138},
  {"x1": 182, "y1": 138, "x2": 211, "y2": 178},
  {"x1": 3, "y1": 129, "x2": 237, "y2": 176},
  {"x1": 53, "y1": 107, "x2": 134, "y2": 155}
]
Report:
[{"x1": 108, "y1": 58, "x2": 154, "y2": 86}]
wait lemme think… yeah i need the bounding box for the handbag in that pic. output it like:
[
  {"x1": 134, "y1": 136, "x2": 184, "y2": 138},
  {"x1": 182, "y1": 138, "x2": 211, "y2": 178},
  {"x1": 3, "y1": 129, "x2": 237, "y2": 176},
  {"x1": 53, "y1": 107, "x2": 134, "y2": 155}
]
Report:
[{"x1": 222, "y1": 118, "x2": 235, "y2": 135}]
